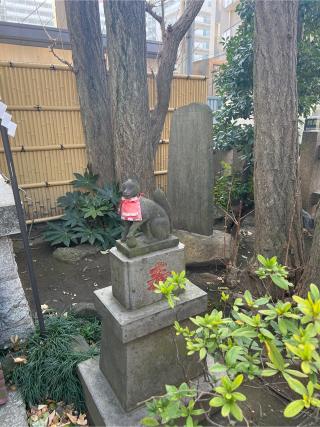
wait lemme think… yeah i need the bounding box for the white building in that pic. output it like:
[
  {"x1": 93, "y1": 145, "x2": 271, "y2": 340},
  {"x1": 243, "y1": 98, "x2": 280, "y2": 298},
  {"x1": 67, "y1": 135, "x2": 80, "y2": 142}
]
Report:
[{"x1": 0, "y1": 0, "x2": 55, "y2": 26}]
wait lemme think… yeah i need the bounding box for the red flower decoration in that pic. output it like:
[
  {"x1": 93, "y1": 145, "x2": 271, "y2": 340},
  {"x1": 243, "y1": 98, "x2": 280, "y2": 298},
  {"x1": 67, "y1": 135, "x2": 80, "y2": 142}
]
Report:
[{"x1": 147, "y1": 261, "x2": 170, "y2": 291}]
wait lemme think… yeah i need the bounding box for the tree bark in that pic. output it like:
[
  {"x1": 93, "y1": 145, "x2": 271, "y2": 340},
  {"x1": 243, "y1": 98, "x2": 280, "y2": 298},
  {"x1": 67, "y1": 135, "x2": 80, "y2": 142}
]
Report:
[
  {"x1": 104, "y1": 0, "x2": 155, "y2": 195},
  {"x1": 253, "y1": 0, "x2": 304, "y2": 270},
  {"x1": 298, "y1": 204, "x2": 320, "y2": 295},
  {"x1": 65, "y1": 0, "x2": 114, "y2": 183}
]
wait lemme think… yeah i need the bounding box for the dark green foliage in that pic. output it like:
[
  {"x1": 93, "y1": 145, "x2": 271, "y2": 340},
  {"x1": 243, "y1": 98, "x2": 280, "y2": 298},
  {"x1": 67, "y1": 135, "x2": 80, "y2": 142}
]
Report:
[
  {"x1": 213, "y1": 162, "x2": 253, "y2": 212},
  {"x1": 11, "y1": 314, "x2": 101, "y2": 410},
  {"x1": 213, "y1": 0, "x2": 320, "y2": 159},
  {"x1": 43, "y1": 171, "x2": 122, "y2": 249}
]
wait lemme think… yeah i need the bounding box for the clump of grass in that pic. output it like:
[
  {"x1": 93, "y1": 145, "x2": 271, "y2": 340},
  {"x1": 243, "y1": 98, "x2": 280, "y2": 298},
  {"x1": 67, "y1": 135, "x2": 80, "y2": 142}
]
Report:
[{"x1": 11, "y1": 314, "x2": 101, "y2": 410}]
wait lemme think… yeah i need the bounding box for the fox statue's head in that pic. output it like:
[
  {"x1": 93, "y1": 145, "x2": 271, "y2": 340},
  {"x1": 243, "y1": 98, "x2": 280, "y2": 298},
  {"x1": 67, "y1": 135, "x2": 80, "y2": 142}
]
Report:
[{"x1": 121, "y1": 179, "x2": 140, "y2": 199}]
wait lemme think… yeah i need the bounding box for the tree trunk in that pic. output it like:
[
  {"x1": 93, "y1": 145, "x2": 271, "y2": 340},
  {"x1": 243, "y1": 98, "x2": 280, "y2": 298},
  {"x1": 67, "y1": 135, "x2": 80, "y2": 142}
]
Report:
[
  {"x1": 104, "y1": 0, "x2": 155, "y2": 195},
  {"x1": 65, "y1": 0, "x2": 114, "y2": 183},
  {"x1": 298, "y1": 204, "x2": 320, "y2": 295},
  {"x1": 149, "y1": 0, "x2": 204, "y2": 154},
  {"x1": 253, "y1": 0, "x2": 304, "y2": 270}
]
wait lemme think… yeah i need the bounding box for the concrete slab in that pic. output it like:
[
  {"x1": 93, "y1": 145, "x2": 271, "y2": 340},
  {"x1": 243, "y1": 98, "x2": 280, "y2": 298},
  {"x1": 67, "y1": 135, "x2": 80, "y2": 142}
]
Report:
[
  {"x1": 78, "y1": 357, "x2": 147, "y2": 427},
  {"x1": 110, "y1": 243, "x2": 185, "y2": 310},
  {"x1": 94, "y1": 281, "x2": 207, "y2": 343},
  {"x1": 0, "y1": 391, "x2": 28, "y2": 427}
]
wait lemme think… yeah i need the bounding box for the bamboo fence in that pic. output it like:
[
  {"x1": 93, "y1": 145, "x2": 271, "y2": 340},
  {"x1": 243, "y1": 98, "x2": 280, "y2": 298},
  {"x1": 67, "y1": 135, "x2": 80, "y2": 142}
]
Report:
[{"x1": 0, "y1": 61, "x2": 207, "y2": 221}]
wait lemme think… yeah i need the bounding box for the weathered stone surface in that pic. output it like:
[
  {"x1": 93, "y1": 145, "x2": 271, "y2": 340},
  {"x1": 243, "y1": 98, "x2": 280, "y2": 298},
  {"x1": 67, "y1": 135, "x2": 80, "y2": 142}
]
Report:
[
  {"x1": 0, "y1": 237, "x2": 34, "y2": 348},
  {"x1": 0, "y1": 391, "x2": 28, "y2": 427},
  {"x1": 0, "y1": 276, "x2": 35, "y2": 348},
  {"x1": 95, "y1": 283, "x2": 207, "y2": 411},
  {"x1": 174, "y1": 229, "x2": 231, "y2": 266},
  {"x1": 0, "y1": 237, "x2": 18, "y2": 282},
  {"x1": 70, "y1": 335, "x2": 90, "y2": 353},
  {"x1": 78, "y1": 357, "x2": 147, "y2": 427},
  {"x1": 300, "y1": 130, "x2": 320, "y2": 212},
  {"x1": 168, "y1": 103, "x2": 214, "y2": 235},
  {"x1": 71, "y1": 302, "x2": 101, "y2": 320},
  {"x1": 110, "y1": 243, "x2": 185, "y2": 310},
  {"x1": 52, "y1": 244, "x2": 99, "y2": 263},
  {"x1": 78, "y1": 356, "x2": 214, "y2": 427},
  {"x1": 115, "y1": 234, "x2": 179, "y2": 258},
  {"x1": 0, "y1": 176, "x2": 19, "y2": 237},
  {"x1": 95, "y1": 281, "x2": 207, "y2": 343}
]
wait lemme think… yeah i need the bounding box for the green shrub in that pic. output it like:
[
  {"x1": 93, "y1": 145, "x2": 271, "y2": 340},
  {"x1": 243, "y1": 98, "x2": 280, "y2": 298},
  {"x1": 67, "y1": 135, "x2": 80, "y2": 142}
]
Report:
[
  {"x1": 11, "y1": 314, "x2": 100, "y2": 410},
  {"x1": 213, "y1": 161, "x2": 253, "y2": 212},
  {"x1": 43, "y1": 171, "x2": 122, "y2": 249},
  {"x1": 143, "y1": 258, "x2": 320, "y2": 425}
]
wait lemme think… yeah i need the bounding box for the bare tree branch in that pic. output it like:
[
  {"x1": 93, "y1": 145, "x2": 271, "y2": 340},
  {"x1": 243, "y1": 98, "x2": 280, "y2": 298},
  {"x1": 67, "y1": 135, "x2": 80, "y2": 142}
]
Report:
[
  {"x1": 145, "y1": 1, "x2": 163, "y2": 25},
  {"x1": 49, "y1": 40, "x2": 73, "y2": 70},
  {"x1": 171, "y1": 0, "x2": 204, "y2": 41},
  {"x1": 150, "y1": 0, "x2": 204, "y2": 153}
]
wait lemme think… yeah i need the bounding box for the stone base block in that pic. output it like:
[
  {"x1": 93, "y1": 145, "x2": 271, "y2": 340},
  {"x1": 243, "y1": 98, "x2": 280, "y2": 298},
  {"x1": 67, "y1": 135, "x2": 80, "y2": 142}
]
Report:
[
  {"x1": 115, "y1": 235, "x2": 179, "y2": 258},
  {"x1": 94, "y1": 283, "x2": 207, "y2": 411},
  {"x1": 110, "y1": 243, "x2": 185, "y2": 310},
  {"x1": 78, "y1": 357, "x2": 147, "y2": 427}
]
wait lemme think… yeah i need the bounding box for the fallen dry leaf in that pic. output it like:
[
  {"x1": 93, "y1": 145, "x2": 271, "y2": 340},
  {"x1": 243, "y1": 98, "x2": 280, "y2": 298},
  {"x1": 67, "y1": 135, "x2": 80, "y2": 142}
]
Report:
[
  {"x1": 13, "y1": 356, "x2": 27, "y2": 364},
  {"x1": 77, "y1": 414, "x2": 87, "y2": 426},
  {"x1": 48, "y1": 410, "x2": 56, "y2": 426},
  {"x1": 66, "y1": 413, "x2": 78, "y2": 424}
]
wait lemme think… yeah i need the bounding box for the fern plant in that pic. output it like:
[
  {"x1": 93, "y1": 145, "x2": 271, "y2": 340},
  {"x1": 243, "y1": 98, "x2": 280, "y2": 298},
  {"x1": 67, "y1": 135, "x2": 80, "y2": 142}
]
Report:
[{"x1": 43, "y1": 171, "x2": 122, "y2": 249}]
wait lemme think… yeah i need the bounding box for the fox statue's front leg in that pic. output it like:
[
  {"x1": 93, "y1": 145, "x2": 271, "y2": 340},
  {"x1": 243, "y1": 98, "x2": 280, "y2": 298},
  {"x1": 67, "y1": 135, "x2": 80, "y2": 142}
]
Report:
[{"x1": 121, "y1": 221, "x2": 131, "y2": 242}]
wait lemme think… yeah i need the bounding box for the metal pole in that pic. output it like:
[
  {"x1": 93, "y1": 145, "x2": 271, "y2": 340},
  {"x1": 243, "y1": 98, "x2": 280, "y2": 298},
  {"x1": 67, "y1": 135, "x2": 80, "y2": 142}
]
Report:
[{"x1": 0, "y1": 123, "x2": 46, "y2": 336}]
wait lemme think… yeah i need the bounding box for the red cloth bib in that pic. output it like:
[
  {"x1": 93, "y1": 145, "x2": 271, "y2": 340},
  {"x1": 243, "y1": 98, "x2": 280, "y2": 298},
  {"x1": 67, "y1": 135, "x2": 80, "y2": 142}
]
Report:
[{"x1": 119, "y1": 196, "x2": 142, "y2": 221}]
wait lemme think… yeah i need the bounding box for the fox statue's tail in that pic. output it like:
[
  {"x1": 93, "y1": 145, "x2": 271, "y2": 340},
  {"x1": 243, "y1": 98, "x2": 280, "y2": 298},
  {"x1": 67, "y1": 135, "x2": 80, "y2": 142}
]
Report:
[{"x1": 152, "y1": 189, "x2": 172, "y2": 232}]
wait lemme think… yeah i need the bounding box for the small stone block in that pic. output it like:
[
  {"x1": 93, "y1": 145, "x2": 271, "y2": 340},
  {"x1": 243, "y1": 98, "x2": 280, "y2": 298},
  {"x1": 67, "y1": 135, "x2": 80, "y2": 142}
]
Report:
[
  {"x1": 0, "y1": 176, "x2": 19, "y2": 237},
  {"x1": 115, "y1": 234, "x2": 179, "y2": 258},
  {"x1": 110, "y1": 243, "x2": 185, "y2": 310},
  {"x1": 95, "y1": 281, "x2": 207, "y2": 343}
]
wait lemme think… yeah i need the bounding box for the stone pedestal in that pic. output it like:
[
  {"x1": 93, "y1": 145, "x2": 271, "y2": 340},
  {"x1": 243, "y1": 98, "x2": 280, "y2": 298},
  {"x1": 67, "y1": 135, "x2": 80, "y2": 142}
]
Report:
[
  {"x1": 78, "y1": 240, "x2": 207, "y2": 426},
  {"x1": 0, "y1": 176, "x2": 34, "y2": 348},
  {"x1": 111, "y1": 243, "x2": 185, "y2": 310}
]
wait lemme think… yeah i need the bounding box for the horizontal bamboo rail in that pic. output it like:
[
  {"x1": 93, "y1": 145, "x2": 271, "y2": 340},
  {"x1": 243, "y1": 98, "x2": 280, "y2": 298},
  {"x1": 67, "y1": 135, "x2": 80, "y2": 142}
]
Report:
[
  {"x1": 0, "y1": 144, "x2": 86, "y2": 152},
  {"x1": 7, "y1": 105, "x2": 177, "y2": 113},
  {"x1": 19, "y1": 170, "x2": 168, "y2": 190},
  {"x1": 0, "y1": 61, "x2": 207, "y2": 80},
  {"x1": 26, "y1": 215, "x2": 63, "y2": 224}
]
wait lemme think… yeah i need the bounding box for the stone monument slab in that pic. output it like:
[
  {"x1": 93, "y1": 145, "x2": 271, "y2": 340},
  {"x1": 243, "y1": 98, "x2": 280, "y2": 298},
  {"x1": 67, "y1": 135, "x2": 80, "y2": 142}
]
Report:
[
  {"x1": 94, "y1": 283, "x2": 207, "y2": 412},
  {"x1": 168, "y1": 103, "x2": 214, "y2": 235},
  {"x1": 300, "y1": 130, "x2": 320, "y2": 212},
  {"x1": 110, "y1": 243, "x2": 185, "y2": 310}
]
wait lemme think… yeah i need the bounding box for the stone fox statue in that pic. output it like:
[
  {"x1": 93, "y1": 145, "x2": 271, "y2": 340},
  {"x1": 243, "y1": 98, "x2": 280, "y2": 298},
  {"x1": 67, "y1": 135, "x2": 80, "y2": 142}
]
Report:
[{"x1": 119, "y1": 179, "x2": 172, "y2": 246}]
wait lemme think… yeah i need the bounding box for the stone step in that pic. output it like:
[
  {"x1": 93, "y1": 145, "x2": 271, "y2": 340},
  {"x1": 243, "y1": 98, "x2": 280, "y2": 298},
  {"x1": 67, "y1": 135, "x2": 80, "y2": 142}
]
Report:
[{"x1": 78, "y1": 357, "x2": 146, "y2": 427}]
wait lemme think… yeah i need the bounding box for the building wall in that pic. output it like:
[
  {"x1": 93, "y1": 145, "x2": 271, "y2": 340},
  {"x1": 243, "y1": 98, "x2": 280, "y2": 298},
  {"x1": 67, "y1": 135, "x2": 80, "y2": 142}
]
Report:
[
  {"x1": 0, "y1": 43, "x2": 73, "y2": 65},
  {"x1": 196, "y1": 0, "x2": 241, "y2": 95},
  {"x1": 0, "y1": 0, "x2": 56, "y2": 26}
]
